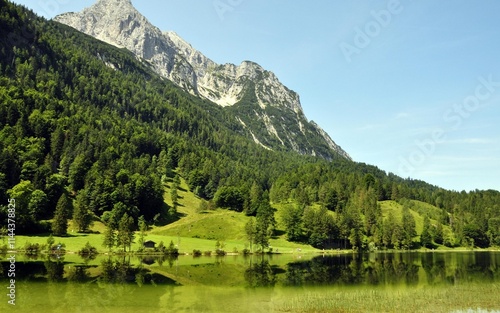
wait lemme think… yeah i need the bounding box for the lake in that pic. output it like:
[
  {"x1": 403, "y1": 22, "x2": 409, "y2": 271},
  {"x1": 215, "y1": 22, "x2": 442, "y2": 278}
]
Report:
[{"x1": 1, "y1": 251, "x2": 500, "y2": 313}]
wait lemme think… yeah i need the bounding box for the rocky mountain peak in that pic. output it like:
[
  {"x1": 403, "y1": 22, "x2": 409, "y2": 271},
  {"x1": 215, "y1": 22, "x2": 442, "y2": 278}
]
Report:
[{"x1": 54, "y1": 1, "x2": 351, "y2": 160}]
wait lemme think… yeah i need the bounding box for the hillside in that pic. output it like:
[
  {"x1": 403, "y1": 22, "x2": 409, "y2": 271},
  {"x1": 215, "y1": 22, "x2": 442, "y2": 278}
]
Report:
[
  {"x1": 53, "y1": 0, "x2": 350, "y2": 160},
  {"x1": 0, "y1": 1, "x2": 499, "y2": 251}
]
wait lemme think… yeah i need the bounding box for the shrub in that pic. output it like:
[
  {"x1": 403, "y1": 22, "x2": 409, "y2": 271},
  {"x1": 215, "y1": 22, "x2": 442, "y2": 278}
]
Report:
[
  {"x1": 49, "y1": 242, "x2": 66, "y2": 254},
  {"x1": 24, "y1": 242, "x2": 40, "y2": 255},
  {"x1": 242, "y1": 248, "x2": 251, "y2": 255},
  {"x1": 193, "y1": 249, "x2": 202, "y2": 257},
  {"x1": 78, "y1": 242, "x2": 98, "y2": 257},
  {"x1": 215, "y1": 249, "x2": 226, "y2": 256},
  {"x1": 165, "y1": 240, "x2": 179, "y2": 255},
  {"x1": 204, "y1": 250, "x2": 212, "y2": 256}
]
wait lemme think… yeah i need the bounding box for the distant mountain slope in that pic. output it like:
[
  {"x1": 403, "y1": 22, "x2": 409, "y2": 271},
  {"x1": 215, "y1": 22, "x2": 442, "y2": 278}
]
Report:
[{"x1": 54, "y1": 0, "x2": 350, "y2": 160}]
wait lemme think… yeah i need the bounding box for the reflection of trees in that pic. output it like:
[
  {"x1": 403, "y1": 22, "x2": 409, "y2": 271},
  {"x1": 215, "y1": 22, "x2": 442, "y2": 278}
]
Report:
[
  {"x1": 99, "y1": 257, "x2": 136, "y2": 284},
  {"x1": 45, "y1": 258, "x2": 64, "y2": 282},
  {"x1": 67, "y1": 265, "x2": 92, "y2": 282},
  {"x1": 283, "y1": 253, "x2": 424, "y2": 287},
  {"x1": 245, "y1": 259, "x2": 277, "y2": 288}
]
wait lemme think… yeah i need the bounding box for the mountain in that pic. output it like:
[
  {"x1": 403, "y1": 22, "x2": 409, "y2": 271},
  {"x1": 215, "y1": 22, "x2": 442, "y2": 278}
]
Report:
[
  {"x1": 54, "y1": 0, "x2": 350, "y2": 160},
  {"x1": 2, "y1": 0, "x2": 499, "y2": 249}
]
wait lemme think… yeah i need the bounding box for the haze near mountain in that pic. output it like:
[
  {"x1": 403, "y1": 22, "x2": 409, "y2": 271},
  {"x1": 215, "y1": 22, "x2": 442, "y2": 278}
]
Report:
[{"x1": 55, "y1": 0, "x2": 350, "y2": 160}]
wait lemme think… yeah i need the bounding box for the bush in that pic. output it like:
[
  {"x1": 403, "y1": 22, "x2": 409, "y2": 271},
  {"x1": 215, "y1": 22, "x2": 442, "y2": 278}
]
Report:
[
  {"x1": 78, "y1": 242, "x2": 98, "y2": 257},
  {"x1": 24, "y1": 242, "x2": 40, "y2": 255},
  {"x1": 165, "y1": 240, "x2": 179, "y2": 255},
  {"x1": 242, "y1": 248, "x2": 251, "y2": 255},
  {"x1": 203, "y1": 250, "x2": 212, "y2": 256},
  {"x1": 49, "y1": 242, "x2": 66, "y2": 254},
  {"x1": 193, "y1": 249, "x2": 202, "y2": 257},
  {"x1": 215, "y1": 249, "x2": 226, "y2": 256}
]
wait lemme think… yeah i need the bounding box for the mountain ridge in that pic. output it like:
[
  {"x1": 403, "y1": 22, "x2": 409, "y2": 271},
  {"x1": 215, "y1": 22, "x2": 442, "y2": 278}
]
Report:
[{"x1": 54, "y1": 0, "x2": 351, "y2": 160}]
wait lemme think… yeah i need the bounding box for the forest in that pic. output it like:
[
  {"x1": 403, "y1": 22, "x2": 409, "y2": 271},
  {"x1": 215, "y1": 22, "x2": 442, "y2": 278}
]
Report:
[{"x1": 0, "y1": 0, "x2": 499, "y2": 251}]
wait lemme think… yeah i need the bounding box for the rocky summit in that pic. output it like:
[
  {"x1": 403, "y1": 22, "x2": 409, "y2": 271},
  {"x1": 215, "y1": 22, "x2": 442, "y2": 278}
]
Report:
[{"x1": 54, "y1": 0, "x2": 350, "y2": 160}]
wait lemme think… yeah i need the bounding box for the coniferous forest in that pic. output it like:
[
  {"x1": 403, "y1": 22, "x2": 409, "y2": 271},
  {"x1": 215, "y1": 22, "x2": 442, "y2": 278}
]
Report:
[{"x1": 1, "y1": 0, "x2": 499, "y2": 251}]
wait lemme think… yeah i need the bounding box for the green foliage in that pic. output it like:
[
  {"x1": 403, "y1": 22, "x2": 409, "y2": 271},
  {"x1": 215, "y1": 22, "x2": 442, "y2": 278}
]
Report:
[
  {"x1": 78, "y1": 241, "x2": 97, "y2": 257},
  {"x1": 487, "y1": 217, "x2": 500, "y2": 247},
  {"x1": 214, "y1": 186, "x2": 245, "y2": 212},
  {"x1": 245, "y1": 218, "x2": 256, "y2": 252},
  {"x1": 420, "y1": 216, "x2": 434, "y2": 248},
  {"x1": 102, "y1": 224, "x2": 115, "y2": 252},
  {"x1": 73, "y1": 191, "x2": 93, "y2": 232},
  {"x1": 24, "y1": 242, "x2": 40, "y2": 255},
  {"x1": 401, "y1": 207, "x2": 417, "y2": 249},
  {"x1": 52, "y1": 193, "x2": 72, "y2": 236},
  {"x1": 164, "y1": 240, "x2": 179, "y2": 255},
  {"x1": 254, "y1": 201, "x2": 276, "y2": 251},
  {"x1": 463, "y1": 223, "x2": 489, "y2": 248},
  {"x1": 117, "y1": 213, "x2": 135, "y2": 252},
  {"x1": 280, "y1": 204, "x2": 304, "y2": 241}
]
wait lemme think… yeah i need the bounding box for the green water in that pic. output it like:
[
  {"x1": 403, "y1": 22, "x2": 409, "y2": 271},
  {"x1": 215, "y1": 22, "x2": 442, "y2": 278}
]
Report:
[{"x1": 1, "y1": 252, "x2": 500, "y2": 312}]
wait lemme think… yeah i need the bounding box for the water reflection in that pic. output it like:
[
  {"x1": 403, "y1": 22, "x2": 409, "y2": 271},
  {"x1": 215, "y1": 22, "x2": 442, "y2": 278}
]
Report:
[
  {"x1": 1, "y1": 252, "x2": 499, "y2": 288},
  {"x1": 279, "y1": 252, "x2": 500, "y2": 287}
]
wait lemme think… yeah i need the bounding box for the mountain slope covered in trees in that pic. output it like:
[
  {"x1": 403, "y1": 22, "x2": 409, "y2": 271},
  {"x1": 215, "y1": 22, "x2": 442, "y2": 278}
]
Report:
[
  {"x1": 0, "y1": 1, "x2": 499, "y2": 250},
  {"x1": 54, "y1": 0, "x2": 350, "y2": 160}
]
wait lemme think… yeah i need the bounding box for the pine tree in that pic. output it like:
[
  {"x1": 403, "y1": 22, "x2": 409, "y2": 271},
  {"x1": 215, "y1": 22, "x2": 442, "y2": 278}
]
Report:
[
  {"x1": 280, "y1": 204, "x2": 303, "y2": 241},
  {"x1": 435, "y1": 222, "x2": 444, "y2": 245},
  {"x1": 137, "y1": 215, "x2": 147, "y2": 248},
  {"x1": 401, "y1": 207, "x2": 417, "y2": 249},
  {"x1": 245, "y1": 218, "x2": 256, "y2": 252},
  {"x1": 254, "y1": 202, "x2": 275, "y2": 252},
  {"x1": 52, "y1": 193, "x2": 72, "y2": 236},
  {"x1": 102, "y1": 224, "x2": 116, "y2": 252},
  {"x1": 73, "y1": 191, "x2": 93, "y2": 233},
  {"x1": 171, "y1": 187, "x2": 178, "y2": 205},
  {"x1": 420, "y1": 216, "x2": 433, "y2": 248},
  {"x1": 117, "y1": 213, "x2": 135, "y2": 252}
]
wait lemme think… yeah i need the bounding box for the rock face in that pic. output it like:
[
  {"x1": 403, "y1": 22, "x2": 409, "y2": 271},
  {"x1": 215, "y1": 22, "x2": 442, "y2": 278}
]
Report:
[{"x1": 55, "y1": 0, "x2": 351, "y2": 160}]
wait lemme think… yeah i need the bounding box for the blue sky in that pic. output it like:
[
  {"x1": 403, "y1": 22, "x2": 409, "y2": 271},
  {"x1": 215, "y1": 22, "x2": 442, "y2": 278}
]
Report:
[{"x1": 13, "y1": 0, "x2": 500, "y2": 192}]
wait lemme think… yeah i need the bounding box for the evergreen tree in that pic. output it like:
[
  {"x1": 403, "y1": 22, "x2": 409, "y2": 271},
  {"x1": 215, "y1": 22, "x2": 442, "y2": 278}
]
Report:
[
  {"x1": 280, "y1": 204, "x2": 303, "y2": 241},
  {"x1": 52, "y1": 193, "x2": 72, "y2": 236},
  {"x1": 28, "y1": 189, "x2": 48, "y2": 220},
  {"x1": 102, "y1": 224, "x2": 116, "y2": 252},
  {"x1": 420, "y1": 216, "x2": 433, "y2": 248},
  {"x1": 254, "y1": 202, "x2": 275, "y2": 252},
  {"x1": 383, "y1": 212, "x2": 396, "y2": 249},
  {"x1": 137, "y1": 215, "x2": 147, "y2": 248},
  {"x1": 73, "y1": 192, "x2": 93, "y2": 233},
  {"x1": 245, "y1": 218, "x2": 256, "y2": 252},
  {"x1": 401, "y1": 207, "x2": 417, "y2": 249},
  {"x1": 117, "y1": 213, "x2": 135, "y2": 252},
  {"x1": 434, "y1": 222, "x2": 444, "y2": 245}
]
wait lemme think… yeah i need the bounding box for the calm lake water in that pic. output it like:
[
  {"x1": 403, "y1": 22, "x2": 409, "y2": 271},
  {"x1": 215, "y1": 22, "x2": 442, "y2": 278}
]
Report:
[{"x1": 1, "y1": 251, "x2": 500, "y2": 312}]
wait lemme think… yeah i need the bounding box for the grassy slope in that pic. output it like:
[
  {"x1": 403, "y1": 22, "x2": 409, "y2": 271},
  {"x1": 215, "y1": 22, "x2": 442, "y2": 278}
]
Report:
[
  {"x1": 12, "y1": 179, "x2": 457, "y2": 254},
  {"x1": 153, "y1": 177, "x2": 319, "y2": 253},
  {"x1": 379, "y1": 200, "x2": 453, "y2": 248}
]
